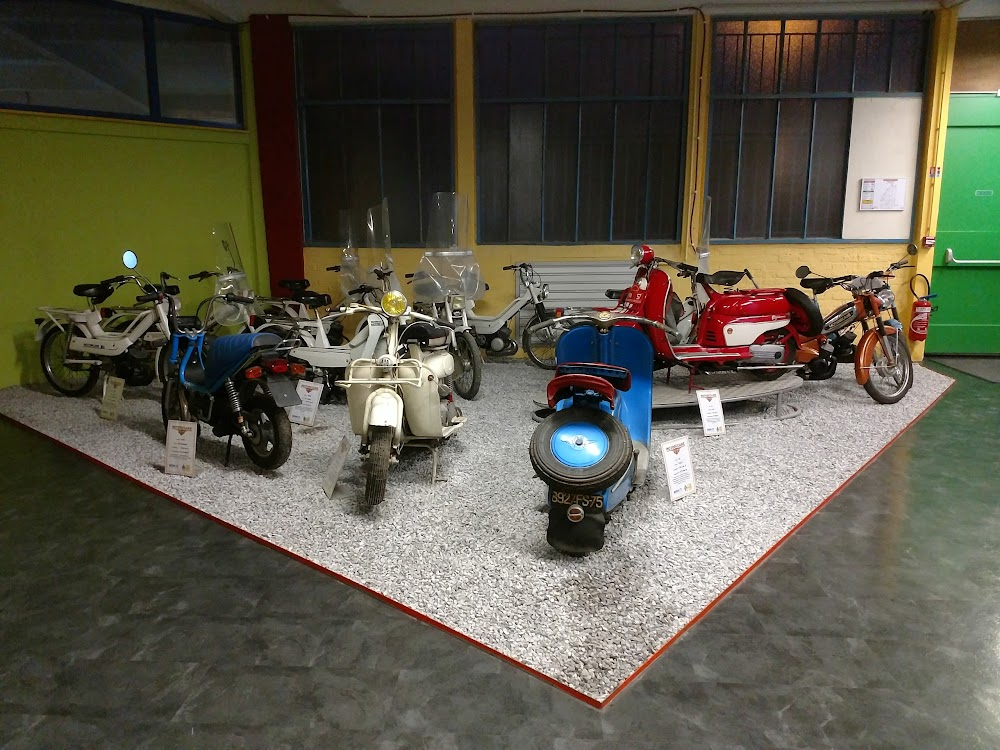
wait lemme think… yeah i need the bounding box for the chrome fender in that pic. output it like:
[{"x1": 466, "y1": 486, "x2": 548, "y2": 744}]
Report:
[{"x1": 363, "y1": 388, "x2": 404, "y2": 445}]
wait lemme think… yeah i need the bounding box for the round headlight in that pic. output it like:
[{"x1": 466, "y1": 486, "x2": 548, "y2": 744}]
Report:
[
  {"x1": 877, "y1": 288, "x2": 895, "y2": 308},
  {"x1": 630, "y1": 244, "x2": 644, "y2": 267},
  {"x1": 380, "y1": 290, "x2": 407, "y2": 317}
]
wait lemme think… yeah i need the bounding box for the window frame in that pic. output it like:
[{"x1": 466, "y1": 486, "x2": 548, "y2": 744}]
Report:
[
  {"x1": 474, "y1": 17, "x2": 691, "y2": 246},
  {"x1": 294, "y1": 22, "x2": 456, "y2": 247},
  {"x1": 0, "y1": 0, "x2": 243, "y2": 129},
  {"x1": 706, "y1": 13, "x2": 930, "y2": 244}
]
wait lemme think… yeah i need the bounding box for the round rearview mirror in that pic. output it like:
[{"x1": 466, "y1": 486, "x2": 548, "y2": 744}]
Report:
[
  {"x1": 122, "y1": 250, "x2": 138, "y2": 269},
  {"x1": 794, "y1": 265, "x2": 810, "y2": 279},
  {"x1": 906, "y1": 242, "x2": 918, "y2": 256}
]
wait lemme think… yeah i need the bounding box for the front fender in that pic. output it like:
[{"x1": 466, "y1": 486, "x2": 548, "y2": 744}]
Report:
[
  {"x1": 855, "y1": 328, "x2": 902, "y2": 385},
  {"x1": 364, "y1": 388, "x2": 404, "y2": 444}
]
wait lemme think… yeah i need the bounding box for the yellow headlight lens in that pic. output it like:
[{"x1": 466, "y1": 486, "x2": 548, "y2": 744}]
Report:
[{"x1": 381, "y1": 290, "x2": 407, "y2": 317}]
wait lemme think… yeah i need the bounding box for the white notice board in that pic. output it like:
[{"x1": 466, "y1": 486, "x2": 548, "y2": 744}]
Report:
[{"x1": 859, "y1": 178, "x2": 907, "y2": 211}]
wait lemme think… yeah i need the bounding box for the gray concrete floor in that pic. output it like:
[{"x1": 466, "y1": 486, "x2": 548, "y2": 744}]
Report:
[{"x1": 1, "y1": 362, "x2": 998, "y2": 749}]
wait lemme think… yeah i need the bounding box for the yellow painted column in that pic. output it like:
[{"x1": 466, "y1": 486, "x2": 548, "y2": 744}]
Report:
[
  {"x1": 681, "y1": 12, "x2": 712, "y2": 261},
  {"x1": 910, "y1": 7, "x2": 958, "y2": 362},
  {"x1": 454, "y1": 19, "x2": 478, "y2": 248}
]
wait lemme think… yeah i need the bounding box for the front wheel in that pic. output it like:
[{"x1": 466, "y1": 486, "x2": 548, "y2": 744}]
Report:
[
  {"x1": 522, "y1": 312, "x2": 562, "y2": 370},
  {"x1": 241, "y1": 395, "x2": 292, "y2": 470},
  {"x1": 364, "y1": 425, "x2": 393, "y2": 510},
  {"x1": 862, "y1": 332, "x2": 913, "y2": 405},
  {"x1": 451, "y1": 329, "x2": 483, "y2": 400},
  {"x1": 39, "y1": 327, "x2": 100, "y2": 396}
]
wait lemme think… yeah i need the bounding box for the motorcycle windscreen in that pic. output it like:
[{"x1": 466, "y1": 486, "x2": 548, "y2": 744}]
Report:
[
  {"x1": 365, "y1": 199, "x2": 401, "y2": 292},
  {"x1": 209, "y1": 222, "x2": 250, "y2": 327},
  {"x1": 412, "y1": 251, "x2": 485, "y2": 303}
]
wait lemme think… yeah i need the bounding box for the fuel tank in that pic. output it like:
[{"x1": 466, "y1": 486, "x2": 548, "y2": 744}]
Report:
[{"x1": 698, "y1": 289, "x2": 792, "y2": 347}]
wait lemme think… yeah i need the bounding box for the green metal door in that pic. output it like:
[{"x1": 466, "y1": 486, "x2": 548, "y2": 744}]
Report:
[{"x1": 926, "y1": 96, "x2": 1000, "y2": 354}]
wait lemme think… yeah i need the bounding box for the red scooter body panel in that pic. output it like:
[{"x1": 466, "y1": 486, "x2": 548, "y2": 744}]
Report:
[
  {"x1": 697, "y1": 288, "x2": 792, "y2": 347},
  {"x1": 613, "y1": 267, "x2": 677, "y2": 357}
]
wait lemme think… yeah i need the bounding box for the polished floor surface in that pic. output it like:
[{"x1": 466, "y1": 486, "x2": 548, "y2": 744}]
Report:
[{"x1": 1, "y1": 363, "x2": 997, "y2": 749}]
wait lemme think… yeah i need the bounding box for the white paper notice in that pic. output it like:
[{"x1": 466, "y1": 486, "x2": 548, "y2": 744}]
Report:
[
  {"x1": 696, "y1": 388, "x2": 726, "y2": 436},
  {"x1": 165, "y1": 419, "x2": 198, "y2": 477},
  {"x1": 289, "y1": 380, "x2": 323, "y2": 426},
  {"x1": 99, "y1": 376, "x2": 126, "y2": 421},
  {"x1": 322, "y1": 435, "x2": 352, "y2": 499},
  {"x1": 661, "y1": 436, "x2": 695, "y2": 501}
]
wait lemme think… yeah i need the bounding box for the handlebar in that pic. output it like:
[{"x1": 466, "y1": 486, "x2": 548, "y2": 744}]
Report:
[
  {"x1": 662, "y1": 260, "x2": 698, "y2": 276},
  {"x1": 527, "y1": 310, "x2": 672, "y2": 335},
  {"x1": 326, "y1": 265, "x2": 341, "y2": 272},
  {"x1": 189, "y1": 271, "x2": 218, "y2": 281}
]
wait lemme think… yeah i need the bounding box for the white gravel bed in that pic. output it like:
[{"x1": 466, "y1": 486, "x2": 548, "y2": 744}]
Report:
[{"x1": 0, "y1": 362, "x2": 953, "y2": 701}]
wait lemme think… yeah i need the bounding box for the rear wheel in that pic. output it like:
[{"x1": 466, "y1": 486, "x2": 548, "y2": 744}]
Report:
[
  {"x1": 241, "y1": 395, "x2": 292, "y2": 470},
  {"x1": 523, "y1": 312, "x2": 562, "y2": 370},
  {"x1": 529, "y1": 406, "x2": 633, "y2": 493},
  {"x1": 862, "y1": 332, "x2": 913, "y2": 404},
  {"x1": 451, "y1": 330, "x2": 483, "y2": 400},
  {"x1": 364, "y1": 425, "x2": 393, "y2": 509},
  {"x1": 39, "y1": 327, "x2": 100, "y2": 396}
]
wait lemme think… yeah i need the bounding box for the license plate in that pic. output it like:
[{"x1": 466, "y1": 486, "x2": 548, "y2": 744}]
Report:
[
  {"x1": 549, "y1": 490, "x2": 604, "y2": 510},
  {"x1": 267, "y1": 375, "x2": 301, "y2": 407}
]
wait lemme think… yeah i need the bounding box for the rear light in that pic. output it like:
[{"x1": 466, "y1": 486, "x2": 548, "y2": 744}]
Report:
[
  {"x1": 289, "y1": 363, "x2": 306, "y2": 377},
  {"x1": 248, "y1": 314, "x2": 259, "y2": 328},
  {"x1": 244, "y1": 366, "x2": 263, "y2": 379},
  {"x1": 100, "y1": 308, "x2": 114, "y2": 319},
  {"x1": 554, "y1": 308, "x2": 564, "y2": 318},
  {"x1": 265, "y1": 359, "x2": 289, "y2": 374}
]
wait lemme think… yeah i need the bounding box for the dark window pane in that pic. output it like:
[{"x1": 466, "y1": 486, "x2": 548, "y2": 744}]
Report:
[
  {"x1": 577, "y1": 102, "x2": 614, "y2": 241},
  {"x1": 615, "y1": 23, "x2": 652, "y2": 97},
  {"x1": 854, "y1": 19, "x2": 891, "y2": 92},
  {"x1": 771, "y1": 99, "x2": 812, "y2": 237},
  {"x1": 0, "y1": 0, "x2": 148, "y2": 115},
  {"x1": 298, "y1": 29, "x2": 339, "y2": 99},
  {"x1": 807, "y1": 99, "x2": 850, "y2": 238},
  {"x1": 735, "y1": 99, "x2": 776, "y2": 239},
  {"x1": 419, "y1": 105, "x2": 454, "y2": 207},
  {"x1": 646, "y1": 101, "x2": 684, "y2": 239},
  {"x1": 781, "y1": 20, "x2": 817, "y2": 93},
  {"x1": 340, "y1": 30, "x2": 378, "y2": 99},
  {"x1": 476, "y1": 27, "x2": 509, "y2": 98},
  {"x1": 613, "y1": 102, "x2": 650, "y2": 240},
  {"x1": 543, "y1": 103, "x2": 579, "y2": 242},
  {"x1": 508, "y1": 104, "x2": 544, "y2": 242},
  {"x1": 890, "y1": 18, "x2": 927, "y2": 92},
  {"x1": 545, "y1": 25, "x2": 579, "y2": 98},
  {"x1": 155, "y1": 19, "x2": 238, "y2": 124},
  {"x1": 712, "y1": 23, "x2": 746, "y2": 94},
  {"x1": 745, "y1": 21, "x2": 781, "y2": 94},
  {"x1": 377, "y1": 27, "x2": 452, "y2": 100},
  {"x1": 478, "y1": 103, "x2": 510, "y2": 242},
  {"x1": 508, "y1": 27, "x2": 544, "y2": 98},
  {"x1": 380, "y1": 105, "x2": 421, "y2": 244},
  {"x1": 580, "y1": 25, "x2": 615, "y2": 97},
  {"x1": 413, "y1": 28, "x2": 452, "y2": 98},
  {"x1": 708, "y1": 100, "x2": 741, "y2": 238},
  {"x1": 651, "y1": 23, "x2": 686, "y2": 97},
  {"x1": 817, "y1": 19, "x2": 855, "y2": 92}
]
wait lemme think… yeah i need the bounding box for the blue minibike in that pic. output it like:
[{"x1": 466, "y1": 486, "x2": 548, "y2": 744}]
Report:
[{"x1": 528, "y1": 311, "x2": 669, "y2": 555}]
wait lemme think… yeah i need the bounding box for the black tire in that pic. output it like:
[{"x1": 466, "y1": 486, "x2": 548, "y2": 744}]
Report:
[
  {"x1": 155, "y1": 344, "x2": 172, "y2": 385},
  {"x1": 452, "y1": 329, "x2": 483, "y2": 400},
  {"x1": 529, "y1": 407, "x2": 633, "y2": 493},
  {"x1": 364, "y1": 425, "x2": 393, "y2": 509},
  {"x1": 241, "y1": 395, "x2": 292, "y2": 470},
  {"x1": 784, "y1": 287, "x2": 824, "y2": 337},
  {"x1": 39, "y1": 327, "x2": 100, "y2": 396},
  {"x1": 522, "y1": 312, "x2": 562, "y2": 370},
  {"x1": 863, "y1": 333, "x2": 914, "y2": 405}
]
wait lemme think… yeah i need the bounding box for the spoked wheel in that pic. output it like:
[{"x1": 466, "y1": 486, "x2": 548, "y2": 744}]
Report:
[
  {"x1": 39, "y1": 327, "x2": 100, "y2": 396},
  {"x1": 451, "y1": 329, "x2": 483, "y2": 400},
  {"x1": 862, "y1": 332, "x2": 913, "y2": 404},
  {"x1": 364, "y1": 425, "x2": 394, "y2": 510},
  {"x1": 522, "y1": 312, "x2": 563, "y2": 370},
  {"x1": 241, "y1": 395, "x2": 292, "y2": 470},
  {"x1": 529, "y1": 406, "x2": 633, "y2": 493}
]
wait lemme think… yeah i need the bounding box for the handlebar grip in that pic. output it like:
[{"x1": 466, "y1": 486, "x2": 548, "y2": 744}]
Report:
[
  {"x1": 226, "y1": 294, "x2": 255, "y2": 304},
  {"x1": 101, "y1": 275, "x2": 128, "y2": 285},
  {"x1": 135, "y1": 292, "x2": 159, "y2": 304},
  {"x1": 502, "y1": 265, "x2": 516, "y2": 271},
  {"x1": 326, "y1": 265, "x2": 341, "y2": 272},
  {"x1": 404, "y1": 273, "x2": 415, "y2": 279},
  {"x1": 348, "y1": 286, "x2": 369, "y2": 297},
  {"x1": 189, "y1": 271, "x2": 215, "y2": 281}
]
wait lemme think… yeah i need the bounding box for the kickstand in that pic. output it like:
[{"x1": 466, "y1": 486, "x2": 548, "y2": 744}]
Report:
[
  {"x1": 431, "y1": 446, "x2": 439, "y2": 483},
  {"x1": 225, "y1": 435, "x2": 233, "y2": 467}
]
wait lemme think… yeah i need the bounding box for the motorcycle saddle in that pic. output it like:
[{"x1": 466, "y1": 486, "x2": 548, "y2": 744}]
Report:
[
  {"x1": 74, "y1": 283, "x2": 114, "y2": 304},
  {"x1": 399, "y1": 321, "x2": 450, "y2": 348},
  {"x1": 279, "y1": 279, "x2": 310, "y2": 293},
  {"x1": 800, "y1": 277, "x2": 835, "y2": 294},
  {"x1": 292, "y1": 291, "x2": 332, "y2": 309},
  {"x1": 696, "y1": 269, "x2": 747, "y2": 287}
]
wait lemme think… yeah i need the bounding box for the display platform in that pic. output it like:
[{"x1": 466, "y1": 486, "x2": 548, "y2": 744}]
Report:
[{"x1": 0, "y1": 362, "x2": 953, "y2": 706}]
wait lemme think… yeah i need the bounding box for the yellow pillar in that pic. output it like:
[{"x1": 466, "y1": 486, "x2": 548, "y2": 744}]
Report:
[
  {"x1": 910, "y1": 7, "x2": 958, "y2": 361},
  {"x1": 454, "y1": 19, "x2": 478, "y2": 248},
  {"x1": 681, "y1": 11, "x2": 712, "y2": 261}
]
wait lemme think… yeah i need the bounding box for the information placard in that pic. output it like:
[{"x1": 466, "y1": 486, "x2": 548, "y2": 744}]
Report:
[
  {"x1": 696, "y1": 388, "x2": 726, "y2": 436},
  {"x1": 661, "y1": 436, "x2": 695, "y2": 501},
  {"x1": 165, "y1": 419, "x2": 198, "y2": 477},
  {"x1": 322, "y1": 435, "x2": 352, "y2": 499},
  {"x1": 99, "y1": 376, "x2": 126, "y2": 421},
  {"x1": 289, "y1": 380, "x2": 323, "y2": 426}
]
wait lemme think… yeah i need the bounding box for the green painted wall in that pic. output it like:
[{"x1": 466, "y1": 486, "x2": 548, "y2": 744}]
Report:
[{"x1": 0, "y1": 29, "x2": 267, "y2": 389}]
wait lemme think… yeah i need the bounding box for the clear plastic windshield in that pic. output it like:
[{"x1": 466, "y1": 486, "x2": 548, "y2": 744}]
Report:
[
  {"x1": 364, "y1": 199, "x2": 400, "y2": 292},
  {"x1": 412, "y1": 193, "x2": 483, "y2": 303},
  {"x1": 209, "y1": 222, "x2": 251, "y2": 326},
  {"x1": 337, "y1": 209, "x2": 366, "y2": 299},
  {"x1": 426, "y1": 192, "x2": 469, "y2": 250}
]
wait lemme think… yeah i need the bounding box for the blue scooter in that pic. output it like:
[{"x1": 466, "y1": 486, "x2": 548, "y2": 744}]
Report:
[{"x1": 528, "y1": 311, "x2": 670, "y2": 555}]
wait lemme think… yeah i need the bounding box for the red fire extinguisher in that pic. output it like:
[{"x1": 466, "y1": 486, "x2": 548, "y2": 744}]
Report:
[{"x1": 908, "y1": 274, "x2": 936, "y2": 342}]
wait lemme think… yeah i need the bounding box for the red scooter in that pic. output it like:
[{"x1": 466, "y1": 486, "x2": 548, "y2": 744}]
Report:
[{"x1": 605, "y1": 245, "x2": 828, "y2": 382}]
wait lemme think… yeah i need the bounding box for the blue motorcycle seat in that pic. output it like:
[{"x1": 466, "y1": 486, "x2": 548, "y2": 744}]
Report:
[{"x1": 201, "y1": 332, "x2": 282, "y2": 387}]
